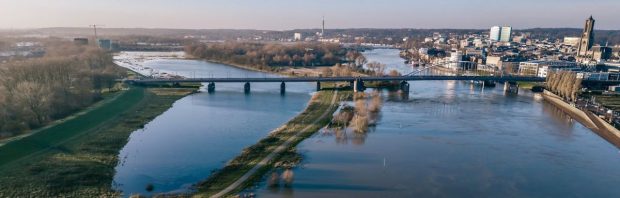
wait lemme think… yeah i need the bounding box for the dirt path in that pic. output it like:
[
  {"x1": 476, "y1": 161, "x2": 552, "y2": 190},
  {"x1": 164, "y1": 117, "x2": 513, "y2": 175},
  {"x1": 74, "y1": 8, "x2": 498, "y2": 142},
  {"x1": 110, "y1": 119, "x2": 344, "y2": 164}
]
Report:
[{"x1": 210, "y1": 90, "x2": 339, "y2": 198}]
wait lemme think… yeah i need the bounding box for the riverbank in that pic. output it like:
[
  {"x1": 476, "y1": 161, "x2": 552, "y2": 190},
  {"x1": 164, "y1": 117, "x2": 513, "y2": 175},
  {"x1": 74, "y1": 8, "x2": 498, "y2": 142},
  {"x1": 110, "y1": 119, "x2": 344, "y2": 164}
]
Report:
[
  {"x1": 542, "y1": 90, "x2": 620, "y2": 148},
  {"x1": 0, "y1": 86, "x2": 196, "y2": 197},
  {"x1": 193, "y1": 89, "x2": 352, "y2": 197},
  {"x1": 0, "y1": 90, "x2": 125, "y2": 147}
]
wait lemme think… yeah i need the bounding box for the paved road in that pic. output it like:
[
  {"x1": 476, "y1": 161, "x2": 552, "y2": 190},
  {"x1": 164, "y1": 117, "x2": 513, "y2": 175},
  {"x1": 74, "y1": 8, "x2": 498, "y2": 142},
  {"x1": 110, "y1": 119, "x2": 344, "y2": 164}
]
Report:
[{"x1": 210, "y1": 90, "x2": 340, "y2": 198}]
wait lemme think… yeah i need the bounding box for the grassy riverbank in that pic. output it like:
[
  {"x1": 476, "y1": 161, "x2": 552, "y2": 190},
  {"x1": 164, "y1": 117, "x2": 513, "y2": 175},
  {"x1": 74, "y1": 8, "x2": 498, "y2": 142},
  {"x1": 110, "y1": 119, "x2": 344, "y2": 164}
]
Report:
[
  {"x1": 586, "y1": 94, "x2": 620, "y2": 112},
  {"x1": 194, "y1": 89, "x2": 352, "y2": 197},
  {"x1": 0, "y1": 86, "x2": 196, "y2": 197},
  {"x1": 517, "y1": 81, "x2": 541, "y2": 89}
]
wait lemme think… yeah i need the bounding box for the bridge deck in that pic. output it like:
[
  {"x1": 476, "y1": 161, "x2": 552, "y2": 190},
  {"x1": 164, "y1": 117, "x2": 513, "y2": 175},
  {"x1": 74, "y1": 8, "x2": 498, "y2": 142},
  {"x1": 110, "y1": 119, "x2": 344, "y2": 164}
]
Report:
[{"x1": 130, "y1": 75, "x2": 548, "y2": 83}]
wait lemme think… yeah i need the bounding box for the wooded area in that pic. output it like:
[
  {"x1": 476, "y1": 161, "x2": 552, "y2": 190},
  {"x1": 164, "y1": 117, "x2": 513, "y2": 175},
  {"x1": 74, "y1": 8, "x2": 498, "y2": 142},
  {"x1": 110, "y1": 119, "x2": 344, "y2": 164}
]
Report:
[
  {"x1": 185, "y1": 42, "x2": 364, "y2": 70},
  {"x1": 0, "y1": 41, "x2": 123, "y2": 138}
]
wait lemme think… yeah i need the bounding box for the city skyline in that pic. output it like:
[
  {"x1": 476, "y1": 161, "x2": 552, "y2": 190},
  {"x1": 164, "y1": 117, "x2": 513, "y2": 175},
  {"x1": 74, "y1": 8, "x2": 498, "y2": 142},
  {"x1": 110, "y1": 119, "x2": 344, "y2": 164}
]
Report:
[{"x1": 1, "y1": 0, "x2": 620, "y2": 30}]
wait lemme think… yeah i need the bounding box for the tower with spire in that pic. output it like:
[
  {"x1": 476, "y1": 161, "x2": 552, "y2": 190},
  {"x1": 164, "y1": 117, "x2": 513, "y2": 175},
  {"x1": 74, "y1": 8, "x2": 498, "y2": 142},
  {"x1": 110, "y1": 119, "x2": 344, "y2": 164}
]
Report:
[{"x1": 577, "y1": 15, "x2": 595, "y2": 58}]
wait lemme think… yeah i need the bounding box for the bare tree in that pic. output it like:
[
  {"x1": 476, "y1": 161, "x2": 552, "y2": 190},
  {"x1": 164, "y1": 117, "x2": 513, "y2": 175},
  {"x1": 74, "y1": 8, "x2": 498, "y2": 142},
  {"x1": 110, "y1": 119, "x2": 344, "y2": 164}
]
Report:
[
  {"x1": 12, "y1": 81, "x2": 52, "y2": 126},
  {"x1": 355, "y1": 55, "x2": 368, "y2": 68},
  {"x1": 367, "y1": 61, "x2": 386, "y2": 76}
]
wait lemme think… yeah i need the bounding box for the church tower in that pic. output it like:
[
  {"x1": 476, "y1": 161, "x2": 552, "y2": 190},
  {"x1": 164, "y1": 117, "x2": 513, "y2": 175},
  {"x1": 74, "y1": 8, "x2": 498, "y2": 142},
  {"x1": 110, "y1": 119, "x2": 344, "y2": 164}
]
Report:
[{"x1": 577, "y1": 15, "x2": 595, "y2": 57}]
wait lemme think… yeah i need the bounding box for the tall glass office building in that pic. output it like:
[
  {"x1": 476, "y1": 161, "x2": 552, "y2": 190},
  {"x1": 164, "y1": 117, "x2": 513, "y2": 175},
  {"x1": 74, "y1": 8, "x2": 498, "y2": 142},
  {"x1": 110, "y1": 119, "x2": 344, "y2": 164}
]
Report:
[
  {"x1": 489, "y1": 26, "x2": 512, "y2": 42},
  {"x1": 500, "y1": 26, "x2": 512, "y2": 42},
  {"x1": 490, "y1": 26, "x2": 501, "y2": 41}
]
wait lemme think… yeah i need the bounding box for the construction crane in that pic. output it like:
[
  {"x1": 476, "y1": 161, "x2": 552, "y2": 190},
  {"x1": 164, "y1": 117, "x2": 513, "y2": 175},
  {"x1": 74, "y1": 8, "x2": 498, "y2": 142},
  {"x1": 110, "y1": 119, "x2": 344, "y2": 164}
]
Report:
[{"x1": 89, "y1": 24, "x2": 105, "y2": 41}]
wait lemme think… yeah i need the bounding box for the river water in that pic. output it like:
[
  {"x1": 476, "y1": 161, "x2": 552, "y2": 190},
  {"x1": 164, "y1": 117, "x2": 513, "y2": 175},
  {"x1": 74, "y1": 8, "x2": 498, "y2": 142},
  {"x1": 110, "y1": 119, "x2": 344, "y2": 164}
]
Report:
[
  {"x1": 252, "y1": 49, "x2": 620, "y2": 197},
  {"x1": 113, "y1": 49, "x2": 620, "y2": 197},
  {"x1": 112, "y1": 57, "x2": 314, "y2": 196}
]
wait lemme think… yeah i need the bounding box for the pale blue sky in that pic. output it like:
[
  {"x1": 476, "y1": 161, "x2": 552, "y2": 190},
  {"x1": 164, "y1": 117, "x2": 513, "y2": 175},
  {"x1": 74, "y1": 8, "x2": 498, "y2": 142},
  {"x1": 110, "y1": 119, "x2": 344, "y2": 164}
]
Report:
[{"x1": 1, "y1": 0, "x2": 618, "y2": 30}]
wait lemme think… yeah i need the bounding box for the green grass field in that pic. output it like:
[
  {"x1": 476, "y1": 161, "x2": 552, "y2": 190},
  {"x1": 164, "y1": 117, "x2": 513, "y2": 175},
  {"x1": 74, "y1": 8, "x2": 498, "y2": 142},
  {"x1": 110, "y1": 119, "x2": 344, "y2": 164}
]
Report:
[
  {"x1": 517, "y1": 81, "x2": 542, "y2": 89},
  {"x1": 0, "y1": 87, "x2": 145, "y2": 166},
  {"x1": 593, "y1": 95, "x2": 620, "y2": 112},
  {"x1": 0, "y1": 86, "x2": 194, "y2": 197}
]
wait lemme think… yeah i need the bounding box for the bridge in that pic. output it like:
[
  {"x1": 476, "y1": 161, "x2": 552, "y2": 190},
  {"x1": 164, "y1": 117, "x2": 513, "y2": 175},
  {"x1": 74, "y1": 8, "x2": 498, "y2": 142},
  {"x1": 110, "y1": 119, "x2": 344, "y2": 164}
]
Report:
[
  {"x1": 129, "y1": 75, "x2": 546, "y2": 83},
  {"x1": 127, "y1": 74, "x2": 620, "y2": 94},
  {"x1": 128, "y1": 75, "x2": 550, "y2": 94}
]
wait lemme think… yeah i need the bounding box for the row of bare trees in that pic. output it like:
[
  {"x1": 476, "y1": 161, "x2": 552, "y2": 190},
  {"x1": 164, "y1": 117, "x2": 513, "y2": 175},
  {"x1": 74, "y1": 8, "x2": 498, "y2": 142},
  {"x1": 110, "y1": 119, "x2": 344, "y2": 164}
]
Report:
[
  {"x1": 185, "y1": 42, "x2": 363, "y2": 69},
  {"x1": 320, "y1": 61, "x2": 400, "y2": 78},
  {"x1": 350, "y1": 91, "x2": 383, "y2": 133},
  {"x1": 546, "y1": 71, "x2": 582, "y2": 102},
  {"x1": 320, "y1": 64, "x2": 355, "y2": 77},
  {"x1": 0, "y1": 41, "x2": 123, "y2": 138}
]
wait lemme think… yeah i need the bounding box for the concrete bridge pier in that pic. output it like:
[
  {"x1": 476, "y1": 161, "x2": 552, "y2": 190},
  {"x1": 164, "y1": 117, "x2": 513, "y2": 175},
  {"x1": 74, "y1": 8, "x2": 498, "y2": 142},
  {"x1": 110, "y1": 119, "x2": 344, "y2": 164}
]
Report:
[
  {"x1": 483, "y1": 80, "x2": 496, "y2": 87},
  {"x1": 207, "y1": 82, "x2": 215, "y2": 93},
  {"x1": 280, "y1": 82, "x2": 286, "y2": 94},
  {"x1": 353, "y1": 79, "x2": 365, "y2": 92},
  {"x1": 244, "y1": 82, "x2": 251, "y2": 94},
  {"x1": 400, "y1": 81, "x2": 410, "y2": 93},
  {"x1": 316, "y1": 81, "x2": 321, "y2": 91},
  {"x1": 504, "y1": 81, "x2": 519, "y2": 94}
]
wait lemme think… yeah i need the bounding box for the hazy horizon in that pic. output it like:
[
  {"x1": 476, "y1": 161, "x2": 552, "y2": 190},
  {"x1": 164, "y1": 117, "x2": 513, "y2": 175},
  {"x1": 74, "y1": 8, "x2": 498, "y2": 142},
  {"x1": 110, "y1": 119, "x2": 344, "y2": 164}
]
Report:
[
  {"x1": 1, "y1": 0, "x2": 619, "y2": 30},
  {"x1": 4, "y1": 26, "x2": 620, "y2": 31}
]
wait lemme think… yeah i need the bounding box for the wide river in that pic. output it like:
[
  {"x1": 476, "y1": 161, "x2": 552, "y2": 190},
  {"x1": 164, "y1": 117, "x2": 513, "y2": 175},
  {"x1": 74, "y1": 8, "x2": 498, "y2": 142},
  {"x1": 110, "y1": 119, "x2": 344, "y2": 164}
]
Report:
[{"x1": 113, "y1": 49, "x2": 620, "y2": 197}]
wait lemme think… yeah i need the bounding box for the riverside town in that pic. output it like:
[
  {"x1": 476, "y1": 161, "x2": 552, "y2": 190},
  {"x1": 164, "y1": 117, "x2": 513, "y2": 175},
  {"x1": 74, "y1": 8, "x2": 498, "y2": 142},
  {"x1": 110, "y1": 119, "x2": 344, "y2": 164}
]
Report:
[{"x1": 1, "y1": 1, "x2": 620, "y2": 197}]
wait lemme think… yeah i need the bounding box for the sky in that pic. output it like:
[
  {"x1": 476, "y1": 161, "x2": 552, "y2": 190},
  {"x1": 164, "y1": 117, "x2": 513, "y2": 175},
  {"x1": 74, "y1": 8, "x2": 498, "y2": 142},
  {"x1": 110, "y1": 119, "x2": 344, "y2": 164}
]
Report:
[{"x1": 1, "y1": 0, "x2": 619, "y2": 30}]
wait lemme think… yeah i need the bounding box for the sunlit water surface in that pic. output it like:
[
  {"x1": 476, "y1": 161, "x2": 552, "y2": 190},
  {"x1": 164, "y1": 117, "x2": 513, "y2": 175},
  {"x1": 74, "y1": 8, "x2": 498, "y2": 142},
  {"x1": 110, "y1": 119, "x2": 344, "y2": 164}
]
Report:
[{"x1": 252, "y1": 49, "x2": 620, "y2": 198}]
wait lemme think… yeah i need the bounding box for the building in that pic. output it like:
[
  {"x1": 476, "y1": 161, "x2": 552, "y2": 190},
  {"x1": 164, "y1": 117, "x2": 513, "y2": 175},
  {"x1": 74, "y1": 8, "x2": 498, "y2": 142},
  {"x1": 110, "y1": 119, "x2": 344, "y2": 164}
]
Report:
[
  {"x1": 98, "y1": 39, "x2": 112, "y2": 50},
  {"x1": 73, "y1": 38, "x2": 89, "y2": 45},
  {"x1": 518, "y1": 60, "x2": 580, "y2": 77},
  {"x1": 592, "y1": 46, "x2": 613, "y2": 61},
  {"x1": 294, "y1": 33, "x2": 302, "y2": 41},
  {"x1": 487, "y1": 55, "x2": 526, "y2": 74},
  {"x1": 581, "y1": 72, "x2": 620, "y2": 81},
  {"x1": 577, "y1": 16, "x2": 595, "y2": 58},
  {"x1": 490, "y1": 26, "x2": 512, "y2": 42},
  {"x1": 500, "y1": 26, "x2": 512, "y2": 42},
  {"x1": 453, "y1": 61, "x2": 477, "y2": 71},
  {"x1": 563, "y1": 37, "x2": 581, "y2": 46},
  {"x1": 490, "y1": 26, "x2": 501, "y2": 41},
  {"x1": 465, "y1": 48, "x2": 484, "y2": 56},
  {"x1": 444, "y1": 51, "x2": 478, "y2": 71},
  {"x1": 449, "y1": 51, "x2": 462, "y2": 63},
  {"x1": 460, "y1": 39, "x2": 472, "y2": 48},
  {"x1": 486, "y1": 56, "x2": 501, "y2": 67}
]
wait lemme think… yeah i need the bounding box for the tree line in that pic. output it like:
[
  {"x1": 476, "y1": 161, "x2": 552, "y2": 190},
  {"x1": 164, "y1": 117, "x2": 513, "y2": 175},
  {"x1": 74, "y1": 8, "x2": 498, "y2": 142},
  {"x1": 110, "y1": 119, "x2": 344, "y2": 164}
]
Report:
[
  {"x1": 0, "y1": 41, "x2": 123, "y2": 138},
  {"x1": 185, "y1": 42, "x2": 365, "y2": 71},
  {"x1": 546, "y1": 71, "x2": 582, "y2": 102}
]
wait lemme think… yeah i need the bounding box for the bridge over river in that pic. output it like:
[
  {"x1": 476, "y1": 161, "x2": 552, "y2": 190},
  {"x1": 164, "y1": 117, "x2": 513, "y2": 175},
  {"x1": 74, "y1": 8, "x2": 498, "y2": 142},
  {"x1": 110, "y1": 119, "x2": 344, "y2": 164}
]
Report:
[{"x1": 127, "y1": 75, "x2": 620, "y2": 94}]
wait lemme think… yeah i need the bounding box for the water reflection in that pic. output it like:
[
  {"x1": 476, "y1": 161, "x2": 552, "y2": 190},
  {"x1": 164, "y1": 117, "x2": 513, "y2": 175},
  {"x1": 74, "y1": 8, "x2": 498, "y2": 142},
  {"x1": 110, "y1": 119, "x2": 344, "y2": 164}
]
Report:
[
  {"x1": 254, "y1": 49, "x2": 620, "y2": 198},
  {"x1": 112, "y1": 58, "x2": 313, "y2": 196},
  {"x1": 386, "y1": 91, "x2": 409, "y2": 102}
]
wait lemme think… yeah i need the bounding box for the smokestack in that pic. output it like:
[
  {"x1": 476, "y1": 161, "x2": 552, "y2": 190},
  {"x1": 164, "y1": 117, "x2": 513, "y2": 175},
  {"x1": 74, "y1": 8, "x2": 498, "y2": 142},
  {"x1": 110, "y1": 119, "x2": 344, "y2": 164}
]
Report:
[{"x1": 322, "y1": 16, "x2": 325, "y2": 37}]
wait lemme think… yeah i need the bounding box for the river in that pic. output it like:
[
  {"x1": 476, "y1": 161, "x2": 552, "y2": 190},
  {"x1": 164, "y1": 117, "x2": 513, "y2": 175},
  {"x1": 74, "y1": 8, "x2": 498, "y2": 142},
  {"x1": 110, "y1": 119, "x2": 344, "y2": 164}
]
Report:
[
  {"x1": 251, "y1": 49, "x2": 620, "y2": 197},
  {"x1": 112, "y1": 56, "x2": 314, "y2": 196},
  {"x1": 113, "y1": 49, "x2": 620, "y2": 197}
]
